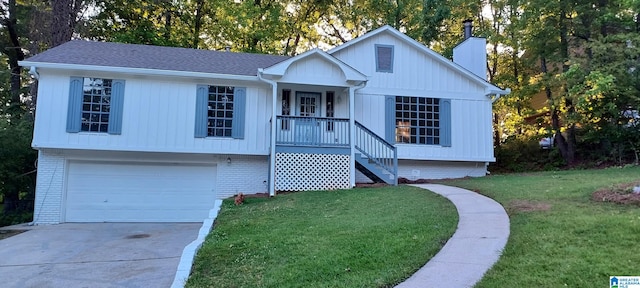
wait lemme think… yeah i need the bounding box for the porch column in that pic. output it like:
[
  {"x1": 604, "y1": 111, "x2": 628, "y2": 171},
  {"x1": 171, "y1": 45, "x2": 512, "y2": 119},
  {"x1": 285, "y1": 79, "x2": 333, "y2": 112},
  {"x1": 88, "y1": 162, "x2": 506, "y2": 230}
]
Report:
[
  {"x1": 269, "y1": 83, "x2": 278, "y2": 196},
  {"x1": 349, "y1": 86, "x2": 356, "y2": 187}
]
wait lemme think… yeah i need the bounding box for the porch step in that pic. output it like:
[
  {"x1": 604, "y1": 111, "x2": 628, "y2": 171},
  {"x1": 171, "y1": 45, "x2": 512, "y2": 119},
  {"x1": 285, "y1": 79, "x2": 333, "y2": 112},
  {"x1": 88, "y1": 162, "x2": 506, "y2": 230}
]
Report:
[{"x1": 355, "y1": 153, "x2": 395, "y2": 185}]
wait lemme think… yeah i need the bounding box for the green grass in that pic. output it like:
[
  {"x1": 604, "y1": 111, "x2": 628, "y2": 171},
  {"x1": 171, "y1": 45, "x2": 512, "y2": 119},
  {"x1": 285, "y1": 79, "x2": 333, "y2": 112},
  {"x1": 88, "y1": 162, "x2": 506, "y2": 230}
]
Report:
[
  {"x1": 186, "y1": 186, "x2": 458, "y2": 288},
  {"x1": 437, "y1": 166, "x2": 640, "y2": 287}
]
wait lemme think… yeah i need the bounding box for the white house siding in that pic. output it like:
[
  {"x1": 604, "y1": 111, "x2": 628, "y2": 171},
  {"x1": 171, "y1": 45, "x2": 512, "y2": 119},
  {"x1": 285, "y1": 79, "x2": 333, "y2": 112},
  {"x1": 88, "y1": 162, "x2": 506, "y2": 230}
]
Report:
[
  {"x1": 277, "y1": 85, "x2": 349, "y2": 119},
  {"x1": 331, "y1": 33, "x2": 487, "y2": 99},
  {"x1": 339, "y1": 32, "x2": 496, "y2": 163},
  {"x1": 355, "y1": 93, "x2": 494, "y2": 162},
  {"x1": 32, "y1": 71, "x2": 272, "y2": 155},
  {"x1": 354, "y1": 160, "x2": 488, "y2": 183},
  {"x1": 397, "y1": 160, "x2": 488, "y2": 180},
  {"x1": 278, "y1": 55, "x2": 348, "y2": 87},
  {"x1": 32, "y1": 149, "x2": 268, "y2": 224}
]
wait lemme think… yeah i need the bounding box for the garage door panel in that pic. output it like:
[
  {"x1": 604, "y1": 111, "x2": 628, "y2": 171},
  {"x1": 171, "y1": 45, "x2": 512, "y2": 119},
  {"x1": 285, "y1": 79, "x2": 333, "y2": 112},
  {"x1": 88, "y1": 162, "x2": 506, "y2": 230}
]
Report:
[{"x1": 66, "y1": 161, "x2": 216, "y2": 222}]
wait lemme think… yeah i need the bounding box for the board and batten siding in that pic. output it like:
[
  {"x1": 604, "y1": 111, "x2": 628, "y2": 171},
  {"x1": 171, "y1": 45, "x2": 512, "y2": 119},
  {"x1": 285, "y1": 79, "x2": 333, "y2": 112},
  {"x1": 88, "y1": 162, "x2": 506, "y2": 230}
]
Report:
[
  {"x1": 32, "y1": 72, "x2": 272, "y2": 155},
  {"x1": 355, "y1": 93, "x2": 494, "y2": 161},
  {"x1": 278, "y1": 55, "x2": 348, "y2": 87},
  {"x1": 341, "y1": 31, "x2": 495, "y2": 162},
  {"x1": 331, "y1": 33, "x2": 488, "y2": 99}
]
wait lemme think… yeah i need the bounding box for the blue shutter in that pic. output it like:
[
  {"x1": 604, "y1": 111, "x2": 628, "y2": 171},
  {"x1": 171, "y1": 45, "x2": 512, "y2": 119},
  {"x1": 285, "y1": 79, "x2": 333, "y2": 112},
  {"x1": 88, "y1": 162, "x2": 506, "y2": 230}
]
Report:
[
  {"x1": 385, "y1": 95, "x2": 396, "y2": 143},
  {"x1": 440, "y1": 99, "x2": 452, "y2": 147},
  {"x1": 66, "y1": 77, "x2": 83, "y2": 133},
  {"x1": 107, "y1": 79, "x2": 125, "y2": 135},
  {"x1": 232, "y1": 87, "x2": 246, "y2": 139},
  {"x1": 194, "y1": 85, "x2": 209, "y2": 138}
]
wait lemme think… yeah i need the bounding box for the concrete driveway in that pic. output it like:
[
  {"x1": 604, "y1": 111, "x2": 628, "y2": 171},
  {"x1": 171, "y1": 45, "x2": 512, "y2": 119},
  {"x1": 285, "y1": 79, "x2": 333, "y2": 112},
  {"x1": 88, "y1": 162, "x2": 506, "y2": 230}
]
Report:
[{"x1": 0, "y1": 223, "x2": 201, "y2": 288}]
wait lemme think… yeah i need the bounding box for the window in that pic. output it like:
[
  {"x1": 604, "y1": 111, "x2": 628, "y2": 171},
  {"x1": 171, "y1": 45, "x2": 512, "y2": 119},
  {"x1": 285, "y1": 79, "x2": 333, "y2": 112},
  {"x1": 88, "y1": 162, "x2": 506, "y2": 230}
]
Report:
[
  {"x1": 385, "y1": 95, "x2": 451, "y2": 146},
  {"x1": 66, "y1": 77, "x2": 125, "y2": 134},
  {"x1": 282, "y1": 89, "x2": 291, "y2": 130},
  {"x1": 395, "y1": 96, "x2": 440, "y2": 144},
  {"x1": 326, "y1": 91, "x2": 334, "y2": 131},
  {"x1": 375, "y1": 44, "x2": 394, "y2": 73},
  {"x1": 207, "y1": 86, "x2": 234, "y2": 137},
  {"x1": 81, "y1": 78, "x2": 112, "y2": 132},
  {"x1": 194, "y1": 85, "x2": 246, "y2": 138}
]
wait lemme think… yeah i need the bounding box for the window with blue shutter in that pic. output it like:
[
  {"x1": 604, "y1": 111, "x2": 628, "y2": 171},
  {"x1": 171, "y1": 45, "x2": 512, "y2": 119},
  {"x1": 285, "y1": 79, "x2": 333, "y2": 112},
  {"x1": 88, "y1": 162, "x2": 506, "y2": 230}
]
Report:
[
  {"x1": 440, "y1": 99, "x2": 452, "y2": 147},
  {"x1": 66, "y1": 77, "x2": 125, "y2": 135},
  {"x1": 388, "y1": 95, "x2": 451, "y2": 146},
  {"x1": 385, "y1": 95, "x2": 396, "y2": 143},
  {"x1": 195, "y1": 85, "x2": 246, "y2": 139},
  {"x1": 194, "y1": 85, "x2": 209, "y2": 138},
  {"x1": 375, "y1": 44, "x2": 394, "y2": 73},
  {"x1": 66, "y1": 77, "x2": 84, "y2": 133},
  {"x1": 231, "y1": 87, "x2": 246, "y2": 139}
]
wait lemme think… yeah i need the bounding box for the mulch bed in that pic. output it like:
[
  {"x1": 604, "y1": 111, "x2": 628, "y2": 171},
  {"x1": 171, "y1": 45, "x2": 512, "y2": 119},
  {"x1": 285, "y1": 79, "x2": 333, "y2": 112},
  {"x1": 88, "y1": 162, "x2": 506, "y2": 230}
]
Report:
[
  {"x1": 506, "y1": 200, "x2": 552, "y2": 214},
  {"x1": 592, "y1": 181, "x2": 640, "y2": 206}
]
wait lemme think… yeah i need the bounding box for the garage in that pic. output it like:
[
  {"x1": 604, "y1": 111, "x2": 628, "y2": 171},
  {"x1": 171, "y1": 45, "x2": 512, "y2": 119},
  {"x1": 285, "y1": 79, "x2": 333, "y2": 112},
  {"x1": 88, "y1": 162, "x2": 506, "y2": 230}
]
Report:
[{"x1": 65, "y1": 161, "x2": 217, "y2": 222}]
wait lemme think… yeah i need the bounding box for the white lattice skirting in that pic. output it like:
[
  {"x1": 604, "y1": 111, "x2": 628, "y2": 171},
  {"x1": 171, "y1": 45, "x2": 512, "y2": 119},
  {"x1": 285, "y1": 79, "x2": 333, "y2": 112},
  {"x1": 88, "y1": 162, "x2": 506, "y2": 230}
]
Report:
[{"x1": 275, "y1": 153, "x2": 350, "y2": 191}]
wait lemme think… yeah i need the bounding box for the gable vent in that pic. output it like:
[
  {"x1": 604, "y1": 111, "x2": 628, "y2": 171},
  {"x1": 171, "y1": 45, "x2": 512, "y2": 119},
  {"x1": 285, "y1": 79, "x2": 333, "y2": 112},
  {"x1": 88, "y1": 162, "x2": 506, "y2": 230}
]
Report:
[{"x1": 375, "y1": 44, "x2": 394, "y2": 73}]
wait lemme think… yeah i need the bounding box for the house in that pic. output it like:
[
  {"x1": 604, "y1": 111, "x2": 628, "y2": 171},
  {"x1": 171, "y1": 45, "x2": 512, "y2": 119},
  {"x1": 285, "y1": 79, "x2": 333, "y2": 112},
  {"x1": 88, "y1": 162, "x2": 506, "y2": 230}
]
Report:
[{"x1": 20, "y1": 23, "x2": 509, "y2": 224}]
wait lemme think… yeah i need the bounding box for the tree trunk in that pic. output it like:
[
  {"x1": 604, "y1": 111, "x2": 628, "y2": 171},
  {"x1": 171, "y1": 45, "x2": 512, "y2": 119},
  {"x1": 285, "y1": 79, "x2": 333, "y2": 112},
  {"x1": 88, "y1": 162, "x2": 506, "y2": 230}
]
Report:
[
  {"x1": 559, "y1": 4, "x2": 576, "y2": 164},
  {"x1": 192, "y1": 0, "x2": 205, "y2": 48},
  {"x1": 541, "y1": 56, "x2": 570, "y2": 164}
]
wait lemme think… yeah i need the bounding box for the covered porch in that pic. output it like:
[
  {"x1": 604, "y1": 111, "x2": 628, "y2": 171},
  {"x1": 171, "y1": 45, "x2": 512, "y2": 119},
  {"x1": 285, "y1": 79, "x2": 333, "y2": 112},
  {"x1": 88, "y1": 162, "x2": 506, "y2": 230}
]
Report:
[{"x1": 259, "y1": 48, "x2": 396, "y2": 195}]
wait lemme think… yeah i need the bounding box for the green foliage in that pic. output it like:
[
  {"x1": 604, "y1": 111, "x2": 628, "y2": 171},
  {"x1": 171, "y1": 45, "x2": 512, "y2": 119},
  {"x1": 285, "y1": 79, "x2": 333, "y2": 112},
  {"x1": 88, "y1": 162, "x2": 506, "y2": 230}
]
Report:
[
  {"x1": 0, "y1": 115, "x2": 37, "y2": 217},
  {"x1": 187, "y1": 186, "x2": 458, "y2": 287},
  {"x1": 492, "y1": 135, "x2": 564, "y2": 173}
]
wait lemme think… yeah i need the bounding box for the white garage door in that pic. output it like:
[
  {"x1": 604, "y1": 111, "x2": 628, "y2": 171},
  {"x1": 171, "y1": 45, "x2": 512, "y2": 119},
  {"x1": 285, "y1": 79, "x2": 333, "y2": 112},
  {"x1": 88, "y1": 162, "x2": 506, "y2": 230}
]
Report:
[{"x1": 66, "y1": 161, "x2": 217, "y2": 222}]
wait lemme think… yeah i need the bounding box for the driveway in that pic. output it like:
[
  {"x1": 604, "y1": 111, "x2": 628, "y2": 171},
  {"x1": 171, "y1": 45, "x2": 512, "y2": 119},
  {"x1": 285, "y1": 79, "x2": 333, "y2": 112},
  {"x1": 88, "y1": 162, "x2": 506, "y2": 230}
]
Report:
[{"x1": 0, "y1": 223, "x2": 201, "y2": 288}]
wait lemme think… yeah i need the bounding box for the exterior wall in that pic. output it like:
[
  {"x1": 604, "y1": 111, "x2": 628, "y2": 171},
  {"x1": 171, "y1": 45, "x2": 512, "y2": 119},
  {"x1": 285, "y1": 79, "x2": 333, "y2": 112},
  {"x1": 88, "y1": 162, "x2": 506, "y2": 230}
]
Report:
[
  {"x1": 277, "y1": 85, "x2": 349, "y2": 119},
  {"x1": 453, "y1": 37, "x2": 488, "y2": 80},
  {"x1": 397, "y1": 160, "x2": 488, "y2": 180},
  {"x1": 355, "y1": 170, "x2": 374, "y2": 184},
  {"x1": 32, "y1": 70, "x2": 272, "y2": 155},
  {"x1": 279, "y1": 55, "x2": 348, "y2": 87},
  {"x1": 216, "y1": 154, "x2": 269, "y2": 199},
  {"x1": 33, "y1": 149, "x2": 66, "y2": 224},
  {"x1": 32, "y1": 149, "x2": 268, "y2": 224},
  {"x1": 355, "y1": 93, "x2": 494, "y2": 162},
  {"x1": 331, "y1": 33, "x2": 487, "y2": 98},
  {"x1": 355, "y1": 160, "x2": 487, "y2": 183}
]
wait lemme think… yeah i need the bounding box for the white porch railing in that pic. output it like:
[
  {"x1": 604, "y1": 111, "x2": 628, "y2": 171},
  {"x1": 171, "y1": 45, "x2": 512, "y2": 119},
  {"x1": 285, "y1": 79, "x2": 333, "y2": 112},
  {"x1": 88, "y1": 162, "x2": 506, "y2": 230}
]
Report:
[{"x1": 275, "y1": 116, "x2": 349, "y2": 147}]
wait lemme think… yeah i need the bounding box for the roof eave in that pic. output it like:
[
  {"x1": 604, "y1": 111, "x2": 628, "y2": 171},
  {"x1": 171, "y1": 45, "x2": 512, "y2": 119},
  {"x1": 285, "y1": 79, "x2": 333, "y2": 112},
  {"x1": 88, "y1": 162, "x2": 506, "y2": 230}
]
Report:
[{"x1": 19, "y1": 61, "x2": 260, "y2": 82}]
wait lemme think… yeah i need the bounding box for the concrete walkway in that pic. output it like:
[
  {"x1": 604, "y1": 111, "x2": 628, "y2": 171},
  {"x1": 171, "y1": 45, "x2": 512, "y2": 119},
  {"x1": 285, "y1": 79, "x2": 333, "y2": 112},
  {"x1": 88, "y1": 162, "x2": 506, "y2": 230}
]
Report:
[{"x1": 395, "y1": 184, "x2": 510, "y2": 288}]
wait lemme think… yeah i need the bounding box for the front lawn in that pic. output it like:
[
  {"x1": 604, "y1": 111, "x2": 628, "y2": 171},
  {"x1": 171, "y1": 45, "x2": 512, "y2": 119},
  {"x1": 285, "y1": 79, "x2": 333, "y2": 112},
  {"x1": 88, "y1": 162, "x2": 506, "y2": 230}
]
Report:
[
  {"x1": 439, "y1": 166, "x2": 640, "y2": 287},
  {"x1": 186, "y1": 186, "x2": 458, "y2": 288}
]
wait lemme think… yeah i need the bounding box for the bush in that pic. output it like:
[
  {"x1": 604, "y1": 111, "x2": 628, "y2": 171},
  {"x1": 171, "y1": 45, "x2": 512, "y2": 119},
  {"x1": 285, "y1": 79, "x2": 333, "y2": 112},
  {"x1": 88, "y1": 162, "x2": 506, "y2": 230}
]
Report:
[{"x1": 491, "y1": 135, "x2": 564, "y2": 173}]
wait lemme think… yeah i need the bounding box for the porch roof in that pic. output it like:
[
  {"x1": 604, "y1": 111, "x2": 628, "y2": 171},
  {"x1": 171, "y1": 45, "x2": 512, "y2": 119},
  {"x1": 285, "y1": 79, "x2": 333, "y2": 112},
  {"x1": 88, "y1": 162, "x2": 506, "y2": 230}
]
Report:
[{"x1": 260, "y1": 48, "x2": 368, "y2": 86}]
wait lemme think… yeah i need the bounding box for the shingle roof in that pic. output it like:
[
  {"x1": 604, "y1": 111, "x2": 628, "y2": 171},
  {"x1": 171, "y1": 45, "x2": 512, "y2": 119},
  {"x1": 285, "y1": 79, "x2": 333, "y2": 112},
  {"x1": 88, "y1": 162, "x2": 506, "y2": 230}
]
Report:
[{"x1": 24, "y1": 40, "x2": 291, "y2": 76}]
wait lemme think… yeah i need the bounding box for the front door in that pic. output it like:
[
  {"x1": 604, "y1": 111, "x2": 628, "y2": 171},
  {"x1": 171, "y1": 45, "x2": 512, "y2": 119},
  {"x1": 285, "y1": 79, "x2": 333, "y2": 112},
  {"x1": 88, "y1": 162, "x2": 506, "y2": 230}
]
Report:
[{"x1": 296, "y1": 92, "x2": 320, "y2": 145}]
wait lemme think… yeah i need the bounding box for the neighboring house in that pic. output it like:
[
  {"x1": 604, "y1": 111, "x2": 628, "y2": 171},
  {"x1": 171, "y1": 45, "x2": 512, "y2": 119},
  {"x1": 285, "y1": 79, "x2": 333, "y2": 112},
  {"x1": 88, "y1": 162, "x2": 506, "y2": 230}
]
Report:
[{"x1": 20, "y1": 24, "x2": 509, "y2": 224}]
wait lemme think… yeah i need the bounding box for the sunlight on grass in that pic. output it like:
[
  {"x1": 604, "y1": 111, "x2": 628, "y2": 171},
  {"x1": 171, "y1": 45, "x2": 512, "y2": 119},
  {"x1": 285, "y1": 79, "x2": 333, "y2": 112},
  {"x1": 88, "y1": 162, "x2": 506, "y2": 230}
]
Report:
[
  {"x1": 186, "y1": 186, "x2": 458, "y2": 288},
  {"x1": 439, "y1": 166, "x2": 640, "y2": 287}
]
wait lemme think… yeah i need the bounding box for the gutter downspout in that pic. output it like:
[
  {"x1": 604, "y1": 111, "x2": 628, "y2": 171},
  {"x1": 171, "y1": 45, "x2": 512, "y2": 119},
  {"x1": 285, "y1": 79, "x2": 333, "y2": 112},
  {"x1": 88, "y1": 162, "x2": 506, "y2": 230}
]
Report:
[
  {"x1": 29, "y1": 66, "x2": 40, "y2": 80},
  {"x1": 349, "y1": 81, "x2": 368, "y2": 188},
  {"x1": 257, "y1": 69, "x2": 278, "y2": 197},
  {"x1": 488, "y1": 88, "x2": 511, "y2": 103}
]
